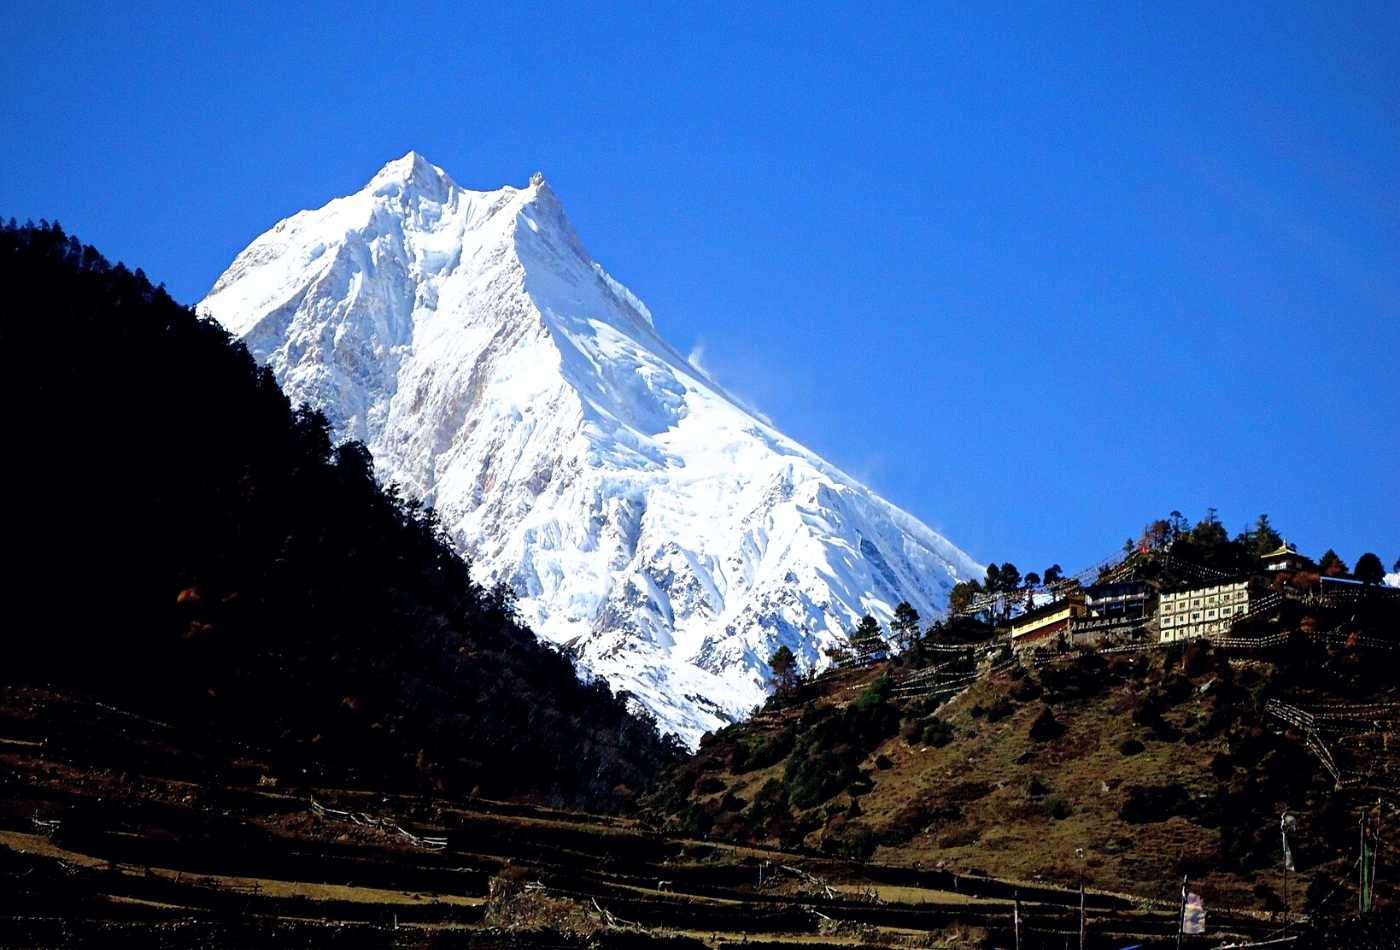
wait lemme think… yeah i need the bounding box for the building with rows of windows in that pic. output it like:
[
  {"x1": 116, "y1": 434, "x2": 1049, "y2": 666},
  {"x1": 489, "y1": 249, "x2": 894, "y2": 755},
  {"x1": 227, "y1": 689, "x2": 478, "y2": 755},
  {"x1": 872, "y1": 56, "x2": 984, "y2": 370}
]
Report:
[{"x1": 1158, "y1": 580, "x2": 1252, "y2": 642}]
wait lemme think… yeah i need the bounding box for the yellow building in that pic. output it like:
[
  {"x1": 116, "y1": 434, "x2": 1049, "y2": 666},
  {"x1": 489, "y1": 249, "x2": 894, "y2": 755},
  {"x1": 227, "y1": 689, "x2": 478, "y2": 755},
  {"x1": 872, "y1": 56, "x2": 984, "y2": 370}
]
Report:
[
  {"x1": 1010, "y1": 597, "x2": 1087, "y2": 645},
  {"x1": 1260, "y1": 541, "x2": 1311, "y2": 574}
]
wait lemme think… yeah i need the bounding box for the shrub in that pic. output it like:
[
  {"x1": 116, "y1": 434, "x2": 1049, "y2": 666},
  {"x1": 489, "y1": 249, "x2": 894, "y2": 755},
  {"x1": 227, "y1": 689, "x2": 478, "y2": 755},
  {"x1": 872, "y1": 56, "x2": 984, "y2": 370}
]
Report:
[
  {"x1": 881, "y1": 800, "x2": 962, "y2": 845},
  {"x1": 922, "y1": 718, "x2": 954, "y2": 748},
  {"x1": 675, "y1": 802, "x2": 715, "y2": 835},
  {"x1": 1028, "y1": 706, "x2": 1065, "y2": 741},
  {"x1": 745, "y1": 779, "x2": 790, "y2": 829},
  {"x1": 782, "y1": 686, "x2": 899, "y2": 808},
  {"x1": 822, "y1": 822, "x2": 879, "y2": 861},
  {"x1": 1119, "y1": 784, "x2": 1190, "y2": 823},
  {"x1": 986, "y1": 698, "x2": 1015, "y2": 722},
  {"x1": 785, "y1": 746, "x2": 858, "y2": 809},
  {"x1": 1119, "y1": 738, "x2": 1145, "y2": 756},
  {"x1": 732, "y1": 727, "x2": 797, "y2": 774},
  {"x1": 938, "y1": 825, "x2": 982, "y2": 848},
  {"x1": 945, "y1": 780, "x2": 993, "y2": 803},
  {"x1": 1183, "y1": 641, "x2": 1212, "y2": 677},
  {"x1": 855, "y1": 674, "x2": 894, "y2": 712},
  {"x1": 728, "y1": 743, "x2": 749, "y2": 773},
  {"x1": 1011, "y1": 677, "x2": 1043, "y2": 702}
]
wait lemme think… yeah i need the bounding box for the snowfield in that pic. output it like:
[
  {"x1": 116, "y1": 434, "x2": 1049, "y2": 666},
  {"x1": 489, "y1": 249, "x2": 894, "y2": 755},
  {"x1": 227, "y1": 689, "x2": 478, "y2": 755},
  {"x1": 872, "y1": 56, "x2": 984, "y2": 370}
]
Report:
[{"x1": 201, "y1": 152, "x2": 981, "y2": 745}]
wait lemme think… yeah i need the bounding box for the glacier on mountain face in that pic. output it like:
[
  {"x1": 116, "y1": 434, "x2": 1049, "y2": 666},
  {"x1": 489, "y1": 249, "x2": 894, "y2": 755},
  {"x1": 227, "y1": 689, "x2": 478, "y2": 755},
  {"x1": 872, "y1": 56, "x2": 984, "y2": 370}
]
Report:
[{"x1": 200, "y1": 152, "x2": 982, "y2": 746}]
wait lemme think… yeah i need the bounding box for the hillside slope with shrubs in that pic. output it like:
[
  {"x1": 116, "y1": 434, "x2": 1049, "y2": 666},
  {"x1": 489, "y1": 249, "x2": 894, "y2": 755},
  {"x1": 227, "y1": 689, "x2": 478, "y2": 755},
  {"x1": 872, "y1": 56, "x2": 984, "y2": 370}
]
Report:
[{"x1": 645, "y1": 625, "x2": 1400, "y2": 913}]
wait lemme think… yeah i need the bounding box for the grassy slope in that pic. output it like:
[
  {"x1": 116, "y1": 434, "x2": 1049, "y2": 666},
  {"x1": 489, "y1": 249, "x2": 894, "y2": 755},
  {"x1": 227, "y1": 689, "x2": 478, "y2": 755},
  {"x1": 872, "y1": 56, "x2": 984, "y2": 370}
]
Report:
[{"x1": 646, "y1": 632, "x2": 1399, "y2": 916}]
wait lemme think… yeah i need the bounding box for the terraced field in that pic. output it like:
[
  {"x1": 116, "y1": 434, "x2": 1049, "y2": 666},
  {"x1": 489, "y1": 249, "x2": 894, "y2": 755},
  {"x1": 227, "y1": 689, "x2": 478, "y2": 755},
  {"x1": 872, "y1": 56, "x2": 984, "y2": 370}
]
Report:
[{"x1": 0, "y1": 686, "x2": 1284, "y2": 948}]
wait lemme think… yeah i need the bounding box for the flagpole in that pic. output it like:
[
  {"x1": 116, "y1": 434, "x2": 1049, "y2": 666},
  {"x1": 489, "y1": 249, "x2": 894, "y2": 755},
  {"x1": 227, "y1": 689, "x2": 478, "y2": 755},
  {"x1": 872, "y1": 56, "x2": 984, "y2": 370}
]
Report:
[
  {"x1": 1176, "y1": 875, "x2": 1186, "y2": 949},
  {"x1": 1376, "y1": 807, "x2": 1382, "y2": 912},
  {"x1": 1075, "y1": 846, "x2": 1087, "y2": 950},
  {"x1": 1280, "y1": 812, "x2": 1295, "y2": 937},
  {"x1": 1079, "y1": 880, "x2": 1086, "y2": 950},
  {"x1": 1361, "y1": 812, "x2": 1367, "y2": 914},
  {"x1": 1013, "y1": 889, "x2": 1022, "y2": 950},
  {"x1": 1372, "y1": 803, "x2": 1382, "y2": 914},
  {"x1": 1283, "y1": 856, "x2": 1289, "y2": 936}
]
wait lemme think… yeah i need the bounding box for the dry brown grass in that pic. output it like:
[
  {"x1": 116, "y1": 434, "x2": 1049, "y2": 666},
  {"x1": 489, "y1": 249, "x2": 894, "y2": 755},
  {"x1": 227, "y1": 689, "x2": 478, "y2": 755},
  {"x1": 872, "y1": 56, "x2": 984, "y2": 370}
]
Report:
[
  {"x1": 483, "y1": 871, "x2": 603, "y2": 936},
  {"x1": 660, "y1": 654, "x2": 1307, "y2": 913},
  {"x1": 0, "y1": 830, "x2": 483, "y2": 907}
]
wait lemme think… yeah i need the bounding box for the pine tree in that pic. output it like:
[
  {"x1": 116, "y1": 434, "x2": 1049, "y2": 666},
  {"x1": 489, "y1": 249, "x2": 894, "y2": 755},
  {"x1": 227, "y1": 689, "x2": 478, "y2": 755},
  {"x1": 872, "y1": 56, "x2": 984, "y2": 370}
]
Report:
[
  {"x1": 850, "y1": 614, "x2": 885, "y2": 658},
  {"x1": 1192, "y1": 513, "x2": 1228, "y2": 547},
  {"x1": 998, "y1": 563, "x2": 1021, "y2": 618},
  {"x1": 890, "y1": 601, "x2": 924, "y2": 654},
  {"x1": 891, "y1": 601, "x2": 921, "y2": 653},
  {"x1": 1142, "y1": 519, "x2": 1172, "y2": 551},
  {"x1": 948, "y1": 579, "x2": 983, "y2": 615},
  {"x1": 1169, "y1": 511, "x2": 1187, "y2": 537},
  {"x1": 1356, "y1": 553, "x2": 1385, "y2": 586},
  {"x1": 1319, "y1": 549, "x2": 1349, "y2": 577},
  {"x1": 1251, "y1": 513, "x2": 1282, "y2": 556},
  {"x1": 768, "y1": 645, "x2": 799, "y2": 692}
]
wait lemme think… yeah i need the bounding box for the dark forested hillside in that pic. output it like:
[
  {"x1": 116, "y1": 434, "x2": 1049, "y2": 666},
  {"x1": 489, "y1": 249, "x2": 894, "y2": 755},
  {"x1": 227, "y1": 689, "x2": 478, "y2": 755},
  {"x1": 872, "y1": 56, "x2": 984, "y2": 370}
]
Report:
[{"x1": 0, "y1": 221, "x2": 680, "y2": 809}]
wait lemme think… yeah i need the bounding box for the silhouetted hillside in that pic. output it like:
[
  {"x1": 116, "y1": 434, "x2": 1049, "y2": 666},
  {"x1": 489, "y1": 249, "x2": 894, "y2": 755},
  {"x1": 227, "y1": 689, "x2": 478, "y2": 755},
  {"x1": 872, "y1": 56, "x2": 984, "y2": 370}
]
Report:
[{"x1": 0, "y1": 221, "x2": 682, "y2": 810}]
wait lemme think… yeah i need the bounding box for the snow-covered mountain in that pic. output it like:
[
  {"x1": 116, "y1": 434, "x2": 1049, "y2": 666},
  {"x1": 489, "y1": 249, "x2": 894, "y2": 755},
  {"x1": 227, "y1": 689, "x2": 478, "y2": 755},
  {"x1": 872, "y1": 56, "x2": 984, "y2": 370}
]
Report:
[{"x1": 200, "y1": 152, "x2": 981, "y2": 744}]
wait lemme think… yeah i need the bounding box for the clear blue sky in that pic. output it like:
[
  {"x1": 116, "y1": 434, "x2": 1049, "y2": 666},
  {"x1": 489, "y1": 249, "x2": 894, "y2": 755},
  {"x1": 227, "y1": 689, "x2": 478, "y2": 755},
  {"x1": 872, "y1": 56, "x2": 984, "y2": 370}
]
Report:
[{"x1": 3, "y1": 2, "x2": 1396, "y2": 574}]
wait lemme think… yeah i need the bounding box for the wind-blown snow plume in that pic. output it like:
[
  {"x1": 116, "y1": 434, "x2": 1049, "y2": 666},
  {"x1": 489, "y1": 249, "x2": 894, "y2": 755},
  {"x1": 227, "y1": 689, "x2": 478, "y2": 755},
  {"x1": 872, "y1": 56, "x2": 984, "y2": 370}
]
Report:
[{"x1": 201, "y1": 152, "x2": 981, "y2": 745}]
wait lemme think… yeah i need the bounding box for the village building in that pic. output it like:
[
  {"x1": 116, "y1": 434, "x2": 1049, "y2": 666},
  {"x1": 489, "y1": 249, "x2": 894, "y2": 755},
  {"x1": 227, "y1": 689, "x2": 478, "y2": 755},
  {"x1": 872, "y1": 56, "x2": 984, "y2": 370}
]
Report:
[
  {"x1": 1009, "y1": 594, "x2": 1086, "y2": 645},
  {"x1": 1071, "y1": 580, "x2": 1156, "y2": 646},
  {"x1": 1083, "y1": 580, "x2": 1154, "y2": 620},
  {"x1": 1260, "y1": 541, "x2": 1311, "y2": 574},
  {"x1": 1319, "y1": 574, "x2": 1400, "y2": 601},
  {"x1": 1158, "y1": 580, "x2": 1252, "y2": 642}
]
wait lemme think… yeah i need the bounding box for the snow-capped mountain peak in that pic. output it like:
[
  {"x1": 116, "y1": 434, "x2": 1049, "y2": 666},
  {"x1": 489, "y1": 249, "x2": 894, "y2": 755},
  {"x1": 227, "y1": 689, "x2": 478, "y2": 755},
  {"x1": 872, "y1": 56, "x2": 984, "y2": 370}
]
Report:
[
  {"x1": 372, "y1": 149, "x2": 453, "y2": 191},
  {"x1": 200, "y1": 152, "x2": 982, "y2": 745}
]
